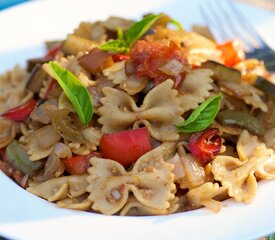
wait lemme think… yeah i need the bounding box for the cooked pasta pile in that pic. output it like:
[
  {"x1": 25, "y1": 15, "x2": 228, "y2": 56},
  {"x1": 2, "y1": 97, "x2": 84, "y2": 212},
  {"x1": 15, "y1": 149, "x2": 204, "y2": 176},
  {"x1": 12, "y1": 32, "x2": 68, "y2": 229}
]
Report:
[{"x1": 0, "y1": 14, "x2": 274, "y2": 216}]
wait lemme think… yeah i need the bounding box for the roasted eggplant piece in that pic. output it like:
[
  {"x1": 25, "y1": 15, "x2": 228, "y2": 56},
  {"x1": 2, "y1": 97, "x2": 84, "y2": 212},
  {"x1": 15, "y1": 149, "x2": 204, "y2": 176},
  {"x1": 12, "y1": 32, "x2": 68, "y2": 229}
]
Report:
[
  {"x1": 61, "y1": 34, "x2": 98, "y2": 55},
  {"x1": 27, "y1": 57, "x2": 51, "y2": 72},
  {"x1": 254, "y1": 77, "x2": 275, "y2": 102},
  {"x1": 217, "y1": 109, "x2": 265, "y2": 136},
  {"x1": 201, "y1": 60, "x2": 241, "y2": 82},
  {"x1": 26, "y1": 64, "x2": 48, "y2": 94}
]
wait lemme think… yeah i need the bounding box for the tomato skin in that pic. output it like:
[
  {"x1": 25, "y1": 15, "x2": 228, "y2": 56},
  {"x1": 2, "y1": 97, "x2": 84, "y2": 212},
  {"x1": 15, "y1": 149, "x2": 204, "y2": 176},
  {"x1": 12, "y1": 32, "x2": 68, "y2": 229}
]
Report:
[
  {"x1": 99, "y1": 128, "x2": 152, "y2": 167},
  {"x1": 112, "y1": 54, "x2": 130, "y2": 62},
  {"x1": 1, "y1": 99, "x2": 37, "y2": 122},
  {"x1": 187, "y1": 128, "x2": 222, "y2": 166},
  {"x1": 45, "y1": 44, "x2": 62, "y2": 59},
  {"x1": 217, "y1": 40, "x2": 245, "y2": 67},
  {"x1": 62, "y1": 152, "x2": 100, "y2": 175},
  {"x1": 130, "y1": 40, "x2": 187, "y2": 87}
]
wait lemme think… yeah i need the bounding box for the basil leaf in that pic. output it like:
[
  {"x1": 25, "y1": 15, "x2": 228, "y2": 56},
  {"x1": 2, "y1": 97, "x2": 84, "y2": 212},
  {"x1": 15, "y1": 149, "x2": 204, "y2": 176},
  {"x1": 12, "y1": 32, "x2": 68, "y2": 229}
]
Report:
[
  {"x1": 46, "y1": 61, "x2": 93, "y2": 125},
  {"x1": 124, "y1": 14, "x2": 160, "y2": 46},
  {"x1": 117, "y1": 27, "x2": 124, "y2": 40},
  {"x1": 169, "y1": 19, "x2": 183, "y2": 30},
  {"x1": 176, "y1": 94, "x2": 222, "y2": 133},
  {"x1": 99, "y1": 14, "x2": 160, "y2": 53},
  {"x1": 99, "y1": 39, "x2": 129, "y2": 53}
]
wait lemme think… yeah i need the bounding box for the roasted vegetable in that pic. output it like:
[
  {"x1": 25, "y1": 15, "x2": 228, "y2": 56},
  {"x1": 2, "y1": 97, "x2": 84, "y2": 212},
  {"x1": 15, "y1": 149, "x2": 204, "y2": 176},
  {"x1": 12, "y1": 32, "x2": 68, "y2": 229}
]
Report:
[
  {"x1": 26, "y1": 64, "x2": 48, "y2": 93},
  {"x1": 217, "y1": 40, "x2": 245, "y2": 67},
  {"x1": 78, "y1": 48, "x2": 114, "y2": 74},
  {"x1": 187, "y1": 128, "x2": 222, "y2": 166},
  {"x1": 6, "y1": 141, "x2": 42, "y2": 175},
  {"x1": 1, "y1": 99, "x2": 37, "y2": 122},
  {"x1": 217, "y1": 110, "x2": 265, "y2": 136},
  {"x1": 254, "y1": 77, "x2": 275, "y2": 102},
  {"x1": 61, "y1": 34, "x2": 98, "y2": 55},
  {"x1": 27, "y1": 57, "x2": 51, "y2": 72},
  {"x1": 201, "y1": 60, "x2": 241, "y2": 82},
  {"x1": 62, "y1": 152, "x2": 101, "y2": 175},
  {"x1": 99, "y1": 128, "x2": 152, "y2": 167}
]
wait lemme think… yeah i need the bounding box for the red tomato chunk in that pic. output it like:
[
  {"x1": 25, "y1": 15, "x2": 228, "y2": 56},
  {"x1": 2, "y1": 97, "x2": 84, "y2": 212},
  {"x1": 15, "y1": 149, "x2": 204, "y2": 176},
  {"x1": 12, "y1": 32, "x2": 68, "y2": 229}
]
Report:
[
  {"x1": 187, "y1": 128, "x2": 222, "y2": 166},
  {"x1": 217, "y1": 40, "x2": 245, "y2": 67},
  {"x1": 130, "y1": 40, "x2": 188, "y2": 87},
  {"x1": 99, "y1": 127, "x2": 152, "y2": 167},
  {"x1": 62, "y1": 152, "x2": 101, "y2": 175}
]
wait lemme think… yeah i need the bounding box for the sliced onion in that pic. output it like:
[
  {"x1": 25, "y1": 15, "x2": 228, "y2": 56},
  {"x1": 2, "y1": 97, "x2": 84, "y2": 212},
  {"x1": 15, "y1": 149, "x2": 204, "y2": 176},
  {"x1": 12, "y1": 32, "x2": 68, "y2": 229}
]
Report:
[
  {"x1": 34, "y1": 143, "x2": 71, "y2": 182},
  {"x1": 159, "y1": 59, "x2": 183, "y2": 76},
  {"x1": 167, "y1": 153, "x2": 185, "y2": 181},
  {"x1": 181, "y1": 154, "x2": 205, "y2": 187},
  {"x1": 34, "y1": 125, "x2": 61, "y2": 149}
]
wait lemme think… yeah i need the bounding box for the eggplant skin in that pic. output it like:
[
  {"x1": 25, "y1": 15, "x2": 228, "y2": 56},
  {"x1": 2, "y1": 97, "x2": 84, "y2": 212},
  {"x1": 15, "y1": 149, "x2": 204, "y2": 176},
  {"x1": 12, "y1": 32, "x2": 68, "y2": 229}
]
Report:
[
  {"x1": 254, "y1": 77, "x2": 275, "y2": 102},
  {"x1": 217, "y1": 110, "x2": 265, "y2": 136},
  {"x1": 201, "y1": 60, "x2": 241, "y2": 82}
]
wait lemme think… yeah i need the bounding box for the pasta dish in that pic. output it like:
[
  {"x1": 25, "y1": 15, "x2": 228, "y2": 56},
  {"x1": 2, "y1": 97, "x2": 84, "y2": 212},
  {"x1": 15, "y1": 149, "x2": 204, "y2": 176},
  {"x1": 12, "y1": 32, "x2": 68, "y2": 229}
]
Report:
[{"x1": 0, "y1": 14, "x2": 274, "y2": 216}]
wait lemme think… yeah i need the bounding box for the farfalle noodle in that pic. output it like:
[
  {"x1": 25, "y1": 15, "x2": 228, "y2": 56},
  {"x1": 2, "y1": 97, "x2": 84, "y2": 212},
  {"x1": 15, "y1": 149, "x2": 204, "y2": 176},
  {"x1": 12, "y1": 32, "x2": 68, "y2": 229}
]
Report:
[
  {"x1": 178, "y1": 69, "x2": 214, "y2": 113},
  {"x1": 57, "y1": 193, "x2": 92, "y2": 211},
  {"x1": 103, "y1": 61, "x2": 148, "y2": 95},
  {"x1": 98, "y1": 79, "x2": 184, "y2": 141},
  {"x1": 0, "y1": 119, "x2": 16, "y2": 148},
  {"x1": 27, "y1": 174, "x2": 88, "y2": 202},
  {"x1": 120, "y1": 196, "x2": 179, "y2": 216},
  {"x1": 186, "y1": 182, "x2": 226, "y2": 213},
  {"x1": 212, "y1": 130, "x2": 275, "y2": 203},
  {"x1": 218, "y1": 81, "x2": 268, "y2": 112},
  {"x1": 87, "y1": 143, "x2": 176, "y2": 215}
]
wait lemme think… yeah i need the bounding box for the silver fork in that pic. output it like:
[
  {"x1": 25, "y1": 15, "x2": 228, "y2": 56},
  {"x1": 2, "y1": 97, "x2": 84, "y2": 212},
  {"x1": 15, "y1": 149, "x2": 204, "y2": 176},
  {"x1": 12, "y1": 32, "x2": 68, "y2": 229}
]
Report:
[{"x1": 200, "y1": 0, "x2": 275, "y2": 71}]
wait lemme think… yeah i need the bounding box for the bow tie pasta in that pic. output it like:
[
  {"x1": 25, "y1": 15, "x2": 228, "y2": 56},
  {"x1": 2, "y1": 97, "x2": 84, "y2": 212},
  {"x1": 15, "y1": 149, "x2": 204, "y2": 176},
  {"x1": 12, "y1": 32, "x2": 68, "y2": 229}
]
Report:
[{"x1": 1, "y1": 13, "x2": 274, "y2": 217}]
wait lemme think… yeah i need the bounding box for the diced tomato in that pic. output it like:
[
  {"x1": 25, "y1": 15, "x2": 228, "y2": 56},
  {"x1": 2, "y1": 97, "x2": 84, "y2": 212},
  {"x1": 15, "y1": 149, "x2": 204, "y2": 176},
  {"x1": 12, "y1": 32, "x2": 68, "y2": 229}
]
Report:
[
  {"x1": 187, "y1": 128, "x2": 222, "y2": 166},
  {"x1": 217, "y1": 40, "x2": 245, "y2": 67},
  {"x1": 45, "y1": 44, "x2": 62, "y2": 59},
  {"x1": 1, "y1": 99, "x2": 37, "y2": 122},
  {"x1": 130, "y1": 40, "x2": 188, "y2": 87},
  {"x1": 112, "y1": 54, "x2": 130, "y2": 62},
  {"x1": 99, "y1": 128, "x2": 152, "y2": 167},
  {"x1": 62, "y1": 152, "x2": 101, "y2": 175}
]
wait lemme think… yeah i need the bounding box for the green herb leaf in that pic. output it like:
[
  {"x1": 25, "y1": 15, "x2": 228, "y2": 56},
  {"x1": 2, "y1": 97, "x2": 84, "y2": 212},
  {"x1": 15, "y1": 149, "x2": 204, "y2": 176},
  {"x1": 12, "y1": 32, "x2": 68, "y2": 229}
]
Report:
[
  {"x1": 99, "y1": 39, "x2": 129, "y2": 53},
  {"x1": 268, "y1": 234, "x2": 275, "y2": 240},
  {"x1": 46, "y1": 61, "x2": 93, "y2": 125},
  {"x1": 169, "y1": 19, "x2": 183, "y2": 30},
  {"x1": 117, "y1": 27, "x2": 124, "y2": 40},
  {"x1": 124, "y1": 14, "x2": 160, "y2": 46},
  {"x1": 176, "y1": 94, "x2": 222, "y2": 133},
  {"x1": 99, "y1": 14, "x2": 160, "y2": 53}
]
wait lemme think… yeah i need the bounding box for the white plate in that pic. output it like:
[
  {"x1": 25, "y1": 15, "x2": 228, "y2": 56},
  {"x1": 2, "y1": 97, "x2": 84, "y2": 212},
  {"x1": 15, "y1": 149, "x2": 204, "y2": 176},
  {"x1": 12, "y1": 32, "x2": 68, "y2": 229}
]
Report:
[{"x1": 0, "y1": 1, "x2": 275, "y2": 239}]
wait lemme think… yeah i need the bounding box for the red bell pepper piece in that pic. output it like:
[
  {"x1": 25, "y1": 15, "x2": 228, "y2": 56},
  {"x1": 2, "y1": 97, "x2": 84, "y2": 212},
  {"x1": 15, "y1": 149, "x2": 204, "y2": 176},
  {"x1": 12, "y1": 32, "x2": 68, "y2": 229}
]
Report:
[
  {"x1": 62, "y1": 152, "x2": 101, "y2": 175},
  {"x1": 99, "y1": 128, "x2": 152, "y2": 167},
  {"x1": 217, "y1": 40, "x2": 245, "y2": 67},
  {"x1": 1, "y1": 99, "x2": 37, "y2": 122},
  {"x1": 112, "y1": 54, "x2": 130, "y2": 62},
  {"x1": 45, "y1": 44, "x2": 62, "y2": 59},
  {"x1": 187, "y1": 128, "x2": 222, "y2": 166}
]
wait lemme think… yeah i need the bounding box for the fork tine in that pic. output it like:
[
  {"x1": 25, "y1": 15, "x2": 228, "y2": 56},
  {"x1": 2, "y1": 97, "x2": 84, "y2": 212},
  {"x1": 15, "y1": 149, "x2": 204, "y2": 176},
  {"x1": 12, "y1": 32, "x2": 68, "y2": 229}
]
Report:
[
  {"x1": 200, "y1": 0, "x2": 251, "y2": 51},
  {"x1": 215, "y1": 0, "x2": 253, "y2": 52},
  {"x1": 227, "y1": 0, "x2": 268, "y2": 49},
  {"x1": 199, "y1": 4, "x2": 228, "y2": 42}
]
